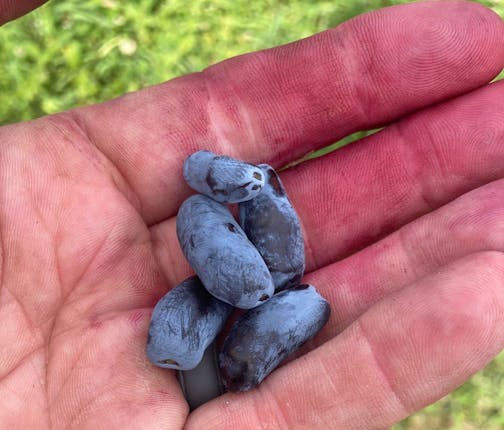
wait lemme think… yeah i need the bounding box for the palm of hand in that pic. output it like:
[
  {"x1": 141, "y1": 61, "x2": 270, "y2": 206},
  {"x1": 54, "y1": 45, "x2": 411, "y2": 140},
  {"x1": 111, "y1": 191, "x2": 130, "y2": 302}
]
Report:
[
  {"x1": 0, "y1": 114, "x2": 188, "y2": 428},
  {"x1": 2, "y1": 2, "x2": 504, "y2": 430}
]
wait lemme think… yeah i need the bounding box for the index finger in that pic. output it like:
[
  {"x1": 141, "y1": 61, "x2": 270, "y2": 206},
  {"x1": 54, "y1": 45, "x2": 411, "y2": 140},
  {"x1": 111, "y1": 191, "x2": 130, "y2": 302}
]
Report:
[{"x1": 73, "y1": 0, "x2": 504, "y2": 223}]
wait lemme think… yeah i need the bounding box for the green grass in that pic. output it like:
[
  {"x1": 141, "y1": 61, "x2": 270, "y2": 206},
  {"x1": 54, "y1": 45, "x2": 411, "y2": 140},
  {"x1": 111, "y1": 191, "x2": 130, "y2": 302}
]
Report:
[
  {"x1": 1, "y1": 0, "x2": 502, "y2": 126},
  {"x1": 394, "y1": 353, "x2": 504, "y2": 430},
  {"x1": 1, "y1": 1, "x2": 504, "y2": 429}
]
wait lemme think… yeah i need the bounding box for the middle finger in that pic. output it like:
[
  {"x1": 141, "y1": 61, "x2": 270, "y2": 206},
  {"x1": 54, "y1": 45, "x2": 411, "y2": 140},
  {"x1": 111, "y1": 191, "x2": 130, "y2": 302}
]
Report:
[{"x1": 152, "y1": 80, "x2": 504, "y2": 287}]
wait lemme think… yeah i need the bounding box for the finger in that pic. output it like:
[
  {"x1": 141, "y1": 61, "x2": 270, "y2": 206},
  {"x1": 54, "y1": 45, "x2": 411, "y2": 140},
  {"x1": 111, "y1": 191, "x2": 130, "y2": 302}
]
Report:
[
  {"x1": 0, "y1": 0, "x2": 47, "y2": 25},
  {"x1": 73, "y1": 0, "x2": 504, "y2": 223},
  {"x1": 151, "y1": 81, "x2": 504, "y2": 287},
  {"x1": 302, "y1": 178, "x2": 504, "y2": 349},
  {"x1": 186, "y1": 251, "x2": 504, "y2": 429},
  {"x1": 287, "y1": 79, "x2": 504, "y2": 271},
  {"x1": 153, "y1": 179, "x2": 504, "y2": 365}
]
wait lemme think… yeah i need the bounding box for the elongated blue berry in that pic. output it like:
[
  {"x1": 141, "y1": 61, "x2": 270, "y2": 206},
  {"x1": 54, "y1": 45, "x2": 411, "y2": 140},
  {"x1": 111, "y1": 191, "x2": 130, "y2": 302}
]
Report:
[
  {"x1": 146, "y1": 276, "x2": 233, "y2": 370},
  {"x1": 176, "y1": 194, "x2": 275, "y2": 309},
  {"x1": 239, "y1": 164, "x2": 305, "y2": 291},
  {"x1": 219, "y1": 284, "x2": 330, "y2": 391},
  {"x1": 183, "y1": 150, "x2": 264, "y2": 203}
]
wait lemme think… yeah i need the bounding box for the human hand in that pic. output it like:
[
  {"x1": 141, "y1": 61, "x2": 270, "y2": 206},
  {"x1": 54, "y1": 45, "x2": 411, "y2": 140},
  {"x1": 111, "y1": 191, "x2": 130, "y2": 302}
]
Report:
[{"x1": 1, "y1": 1, "x2": 504, "y2": 429}]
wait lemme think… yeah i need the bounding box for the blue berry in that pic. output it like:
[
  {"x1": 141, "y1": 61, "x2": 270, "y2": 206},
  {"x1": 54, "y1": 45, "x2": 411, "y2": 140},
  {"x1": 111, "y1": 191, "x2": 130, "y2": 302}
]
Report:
[
  {"x1": 219, "y1": 284, "x2": 330, "y2": 391},
  {"x1": 146, "y1": 276, "x2": 233, "y2": 370},
  {"x1": 183, "y1": 150, "x2": 265, "y2": 203},
  {"x1": 239, "y1": 164, "x2": 305, "y2": 291},
  {"x1": 176, "y1": 194, "x2": 275, "y2": 309}
]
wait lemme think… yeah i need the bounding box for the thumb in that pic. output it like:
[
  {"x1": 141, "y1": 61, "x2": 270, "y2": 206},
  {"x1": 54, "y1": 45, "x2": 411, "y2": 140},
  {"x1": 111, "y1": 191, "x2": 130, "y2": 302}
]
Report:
[{"x1": 0, "y1": 0, "x2": 48, "y2": 25}]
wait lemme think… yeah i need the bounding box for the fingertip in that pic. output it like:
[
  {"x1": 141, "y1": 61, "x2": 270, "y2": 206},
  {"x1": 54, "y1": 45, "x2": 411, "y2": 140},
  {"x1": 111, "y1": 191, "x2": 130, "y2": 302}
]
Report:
[
  {"x1": 341, "y1": 0, "x2": 504, "y2": 114},
  {"x1": 455, "y1": 0, "x2": 504, "y2": 81}
]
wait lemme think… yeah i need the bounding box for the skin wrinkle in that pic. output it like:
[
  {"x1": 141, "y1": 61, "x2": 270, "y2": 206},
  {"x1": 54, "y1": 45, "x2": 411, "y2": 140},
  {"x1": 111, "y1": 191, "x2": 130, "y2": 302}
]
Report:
[
  {"x1": 52, "y1": 248, "x2": 132, "y2": 332},
  {"x1": 0, "y1": 342, "x2": 45, "y2": 387},
  {"x1": 48, "y1": 341, "x2": 93, "y2": 424},
  {"x1": 356, "y1": 319, "x2": 410, "y2": 417},
  {"x1": 339, "y1": 25, "x2": 384, "y2": 126},
  {"x1": 0, "y1": 116, "x2": 14, "y2": 322},
  {"x1": 76, "y1": 88, "x2": 190, "y2": 224},
  {"x1": 21, "y1": 115, "x2": 141, "y2": 294},
  {"x1": 51, "y1": 329, "x2": 114, "y2": 427},
  {"x1": 85, "y1": 228, "x2": 149, "y2": 297},
  {"x1": 28, "y1": 188, "x2": 56, "y2": 252},
  {"x1": 45, "y1": 233, "x2": 84, "y2": 427},
  {"x1": 44, "y1": 345, "x2": 53, "y2": 430},
  {"x1": 25, "y1": 350, "x2": 51, "y2": 429},
  {"x1": 60, "y1": 112, "x2": 144, "y2": 218},
  {"x1": 202, "y1": 73, "x2": 237, "y2": 159},
  {"x1": 257, "y1": 384, "x2": 291, "y2": 430},
  {"x1": 67, "y1": 226, "x2": 116, "y2": 298},
  {"x1": 0, "y1": 354, "x2": 51, "y2": 430},
  {"x1": 151, "y1": 220, "x2": 191, "y2": 288},
  {"x1": 53, "y1": 279, "x2": 148, "y2": 339},
  {"x1": 59, "y1": 315, "x2": 187, "y2": 430},
  {"x1": 1, "y1": 247, "x2": 58, "y2": 426},
  {"x1": 54, "y1": 113, "x2": 110, "y2": 173},
  {"x1": 65, "y1": 375, "x2": 116, "y2": 430},
  {"x1": 310, "y1": 352, "x2": 342, "y2": 428},
  {"x1": 44, "y1": 245, "x2": 62, "y2": 429},
  {"x1": 48, "y1": 228, "x2": 67, "y2": 350},
  {"x1": 395, "y1": 220, "x2": 434, "y2": 283},
  {"x1": 2, "y1": 286, "x2": 47, "y2": 341},
  {"x1": 202, "y1": 68, "x2": 262, "y2": 164},
  {"x1": 49, "y1": 112, "x2": 144, "y2": 220},
  {"x1": 408, "y1": 115, "x2": 460, "y2": 197},
  {"x1": 474, "y1": 263, "x2": 504, "y2": 352},
  {"x1": 391, "y1": 122, "x2": 443, "y2": 212},
  {"x1": 46, "y1": 307, "x2": 152, "y2": 414}
]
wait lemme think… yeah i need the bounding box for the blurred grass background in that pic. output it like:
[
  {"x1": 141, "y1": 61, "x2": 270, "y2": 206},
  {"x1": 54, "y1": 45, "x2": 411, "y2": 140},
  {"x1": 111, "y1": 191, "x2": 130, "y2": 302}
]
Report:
[{"x1": 1, "y1": 1, "x2": 503, "y2": 428}]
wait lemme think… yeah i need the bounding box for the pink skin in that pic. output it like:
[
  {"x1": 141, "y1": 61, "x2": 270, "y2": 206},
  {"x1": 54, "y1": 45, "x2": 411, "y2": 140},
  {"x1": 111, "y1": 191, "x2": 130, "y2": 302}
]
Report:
[{"x1": 1, "y1": 1, "x2": 504, "y2": 429}]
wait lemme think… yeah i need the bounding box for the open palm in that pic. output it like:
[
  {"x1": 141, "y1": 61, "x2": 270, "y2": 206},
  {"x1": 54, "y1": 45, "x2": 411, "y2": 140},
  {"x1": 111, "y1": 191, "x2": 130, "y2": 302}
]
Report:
[{"x1": 1, "y1": 1, "x2": 504, "y2": 429}]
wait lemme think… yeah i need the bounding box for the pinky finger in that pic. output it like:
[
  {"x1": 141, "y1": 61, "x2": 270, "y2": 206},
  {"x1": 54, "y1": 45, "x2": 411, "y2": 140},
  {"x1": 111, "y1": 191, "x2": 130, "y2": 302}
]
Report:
[{"x1": 186, "y1": 251, "x2": 504, "y2": 430}]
